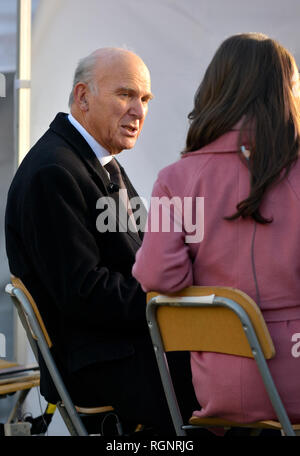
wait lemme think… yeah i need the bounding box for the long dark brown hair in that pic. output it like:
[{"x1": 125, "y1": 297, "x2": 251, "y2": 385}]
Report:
[{"x1": 184, "y1": 33, "x2": 300, "y2": 223}]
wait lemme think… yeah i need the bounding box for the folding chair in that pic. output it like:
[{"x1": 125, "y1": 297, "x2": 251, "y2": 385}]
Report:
[
  {"x1": 5, "y1": 276, "x2": 115, "y2": 436},
  {"x1": 146, "y1": 286, "x2": 300, "y2": 437}
]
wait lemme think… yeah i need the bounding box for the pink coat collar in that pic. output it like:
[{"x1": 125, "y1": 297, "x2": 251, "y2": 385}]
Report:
[{"x1": 183, "y1": 120, "x2": 253, "y2": 156}]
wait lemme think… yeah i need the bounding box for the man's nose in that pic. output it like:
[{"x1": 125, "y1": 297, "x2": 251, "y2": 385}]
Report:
[{"x1": 129, "y1": 99, "x2": 146, "y2": 119}]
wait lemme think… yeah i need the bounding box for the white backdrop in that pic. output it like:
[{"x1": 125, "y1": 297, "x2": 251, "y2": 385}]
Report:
[{"x1": 31, "y1": 0, "x2": 300, "y2": 203}]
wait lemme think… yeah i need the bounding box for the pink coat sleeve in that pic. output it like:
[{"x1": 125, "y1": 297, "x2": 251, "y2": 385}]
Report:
[{"x1": 132, "y1": 177, "x2": 193, "y2": 293}]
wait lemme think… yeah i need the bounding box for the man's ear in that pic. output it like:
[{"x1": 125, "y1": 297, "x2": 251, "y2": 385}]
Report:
[{"x1": 73, "y1": 83, "x2": 89, "y2": 111}]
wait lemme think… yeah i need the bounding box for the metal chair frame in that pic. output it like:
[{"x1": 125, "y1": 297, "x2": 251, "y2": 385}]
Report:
[
  {"x1": 5, "y1": 283, "x2": 89, "y2": 436},
  {"x1": 146, "y1": 292, "x2": 296, "y2": 436}
]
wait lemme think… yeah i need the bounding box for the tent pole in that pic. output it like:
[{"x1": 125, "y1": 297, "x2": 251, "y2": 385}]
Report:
[
  {"x1": 15, "y1": 0, "x2": 31, "y2": 168},
  {"x1": 14, "y1": 0, "x2": 32, "y2": 364}
]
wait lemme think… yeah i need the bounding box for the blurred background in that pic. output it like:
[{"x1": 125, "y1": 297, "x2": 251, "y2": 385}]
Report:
[{"x1": 0, "y1": 0, "x2": 299, "y2": 435}]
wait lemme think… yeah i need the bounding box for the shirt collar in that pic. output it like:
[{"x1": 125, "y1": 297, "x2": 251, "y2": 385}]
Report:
[{"x1": 68, "y1": 113, "x2": 112, "y2": 166}]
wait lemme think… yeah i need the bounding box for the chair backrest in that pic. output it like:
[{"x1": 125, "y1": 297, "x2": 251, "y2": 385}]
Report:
[
  {"x1": 146, "y1": 286, "x2": 296, "y2": 436},
  {"x1": 11, "y1": 276, "x2": 52, "y2": 348},
  {"x1": 6, "y1": 276, "x2": 88, "y2": 436},
  {"x1": 147, "y1": 286, "x2": 275, "y2": 359}
]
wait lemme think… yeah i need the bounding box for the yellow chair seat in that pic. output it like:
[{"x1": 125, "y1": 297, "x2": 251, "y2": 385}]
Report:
[
  {"x1": 75, "y1": 405, "x2": 114, "y2": 414},
  {"x1": 189, "y1": 415, "x2": 300, "y2": 431}
]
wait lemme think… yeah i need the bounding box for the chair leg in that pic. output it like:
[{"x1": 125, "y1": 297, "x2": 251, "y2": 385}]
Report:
[
  {"x1": 56, "y1": 402, "x2": 80, "y2": 436},
  {"x1": 6, "y1": 389, "x2": 31, "y2": 423}
]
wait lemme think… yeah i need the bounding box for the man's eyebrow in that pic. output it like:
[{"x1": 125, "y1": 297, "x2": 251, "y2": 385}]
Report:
[{"x1": 117, "y1": 86, "x2": 154, "y2": 99}]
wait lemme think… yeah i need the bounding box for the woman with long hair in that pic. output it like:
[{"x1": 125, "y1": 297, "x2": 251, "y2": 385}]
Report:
[{"x1": 132, "y1": 33, "x2": 300, "y2": 423}]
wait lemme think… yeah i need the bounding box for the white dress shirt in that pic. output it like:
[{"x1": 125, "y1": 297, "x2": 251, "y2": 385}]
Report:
[
  {"x1": 68, "y1": 113, "x2": 112, "y2": 169},
  {"x1": 68, "y1": 113, "x2": 137, "y2": 232}
]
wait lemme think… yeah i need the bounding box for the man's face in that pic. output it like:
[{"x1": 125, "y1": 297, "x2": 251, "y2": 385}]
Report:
[{"x1": 83, "y1": 54, "x2": 153, "y2": 154}]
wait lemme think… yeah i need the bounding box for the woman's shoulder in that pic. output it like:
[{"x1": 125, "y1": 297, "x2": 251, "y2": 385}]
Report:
[
  {"x1": 153, "y1": 152, "x2": 213, "y2": 197},
  {"x1": 157, "y1": 151, "x2": 212, "y2": 180}
]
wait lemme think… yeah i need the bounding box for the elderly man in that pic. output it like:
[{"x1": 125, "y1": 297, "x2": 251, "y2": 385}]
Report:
[{"x1": 5, "y1": 48, "x2": 197, "y2": 434}]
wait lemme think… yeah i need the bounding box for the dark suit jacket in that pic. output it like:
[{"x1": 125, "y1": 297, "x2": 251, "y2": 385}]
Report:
[{"x1": 5, "y1": 113, "x2": 148, "y2": 398}]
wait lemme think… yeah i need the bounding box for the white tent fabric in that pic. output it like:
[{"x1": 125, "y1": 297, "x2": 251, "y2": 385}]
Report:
[{"x1": 30, "y1": 0, "x2": 300, "y2": 202}]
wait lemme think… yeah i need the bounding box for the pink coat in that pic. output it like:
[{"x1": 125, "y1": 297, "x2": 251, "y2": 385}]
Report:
[{"x1": 132, "y1": 125, "x2": 300, "y2": 423}]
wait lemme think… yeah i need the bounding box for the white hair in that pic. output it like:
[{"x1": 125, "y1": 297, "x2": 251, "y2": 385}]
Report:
[
  {"x1": 68, "y1": 46, "x2": 142, "y2": 108},
  {"x1": 68, "y1": 52, "x2": 99, "y2": 108}
]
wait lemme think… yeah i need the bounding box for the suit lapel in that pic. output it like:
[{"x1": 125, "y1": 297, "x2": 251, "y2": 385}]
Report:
[
  {"x1": 119, "y1": 162, "x2": 148, "y2": 242},
  {"x1": 50, "y1": 113, "x2": 110, "y2": 191},
  {"x1": 50, "y1": 113, "x2": 143, "y2": 247}
]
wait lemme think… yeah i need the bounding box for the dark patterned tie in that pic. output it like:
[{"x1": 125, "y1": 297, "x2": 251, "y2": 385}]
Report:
[
  {"x1": 104, "y1": 158, "x2": 137, "y2": 232},
  {"x1": 104, "y1": 158, "x2": 126, "y2": 190}
]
